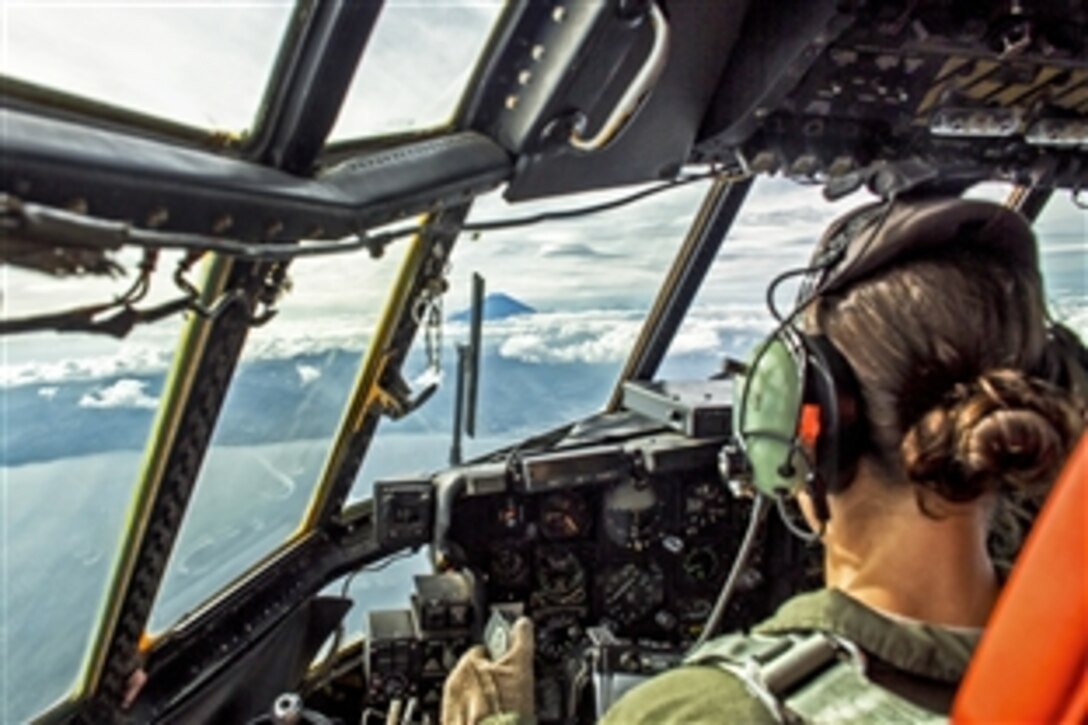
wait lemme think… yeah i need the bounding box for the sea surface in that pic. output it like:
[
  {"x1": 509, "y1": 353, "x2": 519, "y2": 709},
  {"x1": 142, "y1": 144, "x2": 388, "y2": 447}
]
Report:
[{"x1": 0, "y1": 433, "x2": 506, "y2": 724}]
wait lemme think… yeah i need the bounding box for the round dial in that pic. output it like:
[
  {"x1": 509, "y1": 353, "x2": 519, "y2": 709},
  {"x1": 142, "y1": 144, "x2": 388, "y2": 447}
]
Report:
[
  {"x1": 539, "y1": 492, "x2": 591, "y2": 540},
  {"x1": 683, "y1": 480, "x2": 731, "y2": 535},
  {"x1": 682, "y1": 546, "x2": 721, "y2": 585},
  {"x1": 601, "y1": 561, "x2": 665, "y2": 626},
  {"x1": 677, "y1": 597, "x2": 714, "y2": 634},
  {"x1": 535, "y1": 549, "x2": 587, "y2": 606},
  {"x1": 535, "y1": 610, "x2": 584, "y2": 662},
  {"x1": 489, "y1": 545, "x2": 529, "y2": 587},
  {"x1": 603, "y1": 479, "x2": 662, "y2": 551}
]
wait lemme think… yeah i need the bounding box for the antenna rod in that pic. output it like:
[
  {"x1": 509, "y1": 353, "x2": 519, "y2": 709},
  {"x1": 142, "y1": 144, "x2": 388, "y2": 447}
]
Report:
[
  {"x1": 450, "y1": 344, "x2": 467, "y2": 465},
  {"x1": 464, "y1": 273, "x2": 485, "y2": 438}
]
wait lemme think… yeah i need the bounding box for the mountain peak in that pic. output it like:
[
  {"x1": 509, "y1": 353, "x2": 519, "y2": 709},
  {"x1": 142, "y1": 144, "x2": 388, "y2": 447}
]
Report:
[{"x1": 450, "y1": 292, "x2": 535, "y2": 322}]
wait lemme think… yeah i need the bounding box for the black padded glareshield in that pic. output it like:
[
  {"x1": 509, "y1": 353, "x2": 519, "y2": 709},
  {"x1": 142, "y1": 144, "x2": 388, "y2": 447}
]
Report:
[{"x1": 733, "y1": 196, "x2": 1039, "y2": 513}]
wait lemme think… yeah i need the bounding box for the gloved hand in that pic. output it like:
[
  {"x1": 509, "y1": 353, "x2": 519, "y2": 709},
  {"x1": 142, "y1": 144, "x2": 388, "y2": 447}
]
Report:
[{"x1": 442, "y1": 617, "x2": 535, "y2": 725}]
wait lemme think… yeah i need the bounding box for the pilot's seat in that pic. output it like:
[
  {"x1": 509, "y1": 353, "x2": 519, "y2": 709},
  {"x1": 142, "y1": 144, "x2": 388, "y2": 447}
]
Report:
[{"x1": 953, "y1": 434, "x2": 1088, "y2": 723}]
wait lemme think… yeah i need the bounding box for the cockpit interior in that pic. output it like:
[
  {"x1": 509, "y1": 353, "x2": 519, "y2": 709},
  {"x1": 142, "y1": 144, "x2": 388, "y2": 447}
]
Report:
[{"x1": 1, "y1": 1, "x2": 1086, "y2": 723}]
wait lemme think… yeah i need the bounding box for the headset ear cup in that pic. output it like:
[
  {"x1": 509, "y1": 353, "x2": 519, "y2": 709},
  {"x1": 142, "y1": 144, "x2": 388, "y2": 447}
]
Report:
[
  {"x1": 734, "y1": 336, "x2": 811, "y2": 497},
  {"x1": 802, "y1": 334, "x2": 865, "y2": 493}
]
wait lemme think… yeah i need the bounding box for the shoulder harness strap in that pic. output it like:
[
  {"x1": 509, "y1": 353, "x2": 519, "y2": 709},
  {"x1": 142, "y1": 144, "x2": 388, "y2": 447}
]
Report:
[{"x1": 684, "y1": 631, "x2": 947, "y2": 724}]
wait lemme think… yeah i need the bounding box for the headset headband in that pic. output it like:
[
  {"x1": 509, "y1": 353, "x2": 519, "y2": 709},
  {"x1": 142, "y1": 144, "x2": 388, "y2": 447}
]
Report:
[{"x1": 806, "y1": 197, "x2": 1038, "y2": 300}]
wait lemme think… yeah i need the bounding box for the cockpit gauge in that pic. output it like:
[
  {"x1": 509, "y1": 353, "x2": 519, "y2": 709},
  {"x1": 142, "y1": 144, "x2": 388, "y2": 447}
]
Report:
[
  {"x1": 489, "y1": 545, "x2": 530, "y2": 588},
  {"x1": 534, "y1": 549, "x2": 587, "y2": 606},
  {"x1": 682, "y1": 546, "x2": 721, "y2": 585},
  {"x1": 677, "y1": 597, "x2": 713, "y2": 621},
  {"x1": 603, "y1": 479, "x2": 662, "y2": 551},
  {"x1": 601, "y1": 561, "x2": 665, "y2": 626},
  {"x1": 539, "y1": 491, "x2": 591, "y2": 540},
  {"x1": 495, "y1": 496, "x2": 524, "y2": 531},
  {"x1": 535, "y1": 609, "x2": 585, "y2": 663},
  {"x1": 682, "y1": 480, "x2": 730, "y2": 535}
]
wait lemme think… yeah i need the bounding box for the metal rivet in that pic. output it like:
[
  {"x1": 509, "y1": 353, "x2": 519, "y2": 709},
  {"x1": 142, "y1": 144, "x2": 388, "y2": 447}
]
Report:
[
  {"x1": 552, "y1": 5, "x2": 565, "y2": 22},
  {"x1": 518, "y1": 70, "x2": 532, "y2": 85},
  {"x1": 505, "y1": 94, "x2": 519, "y2": 110},
  {"x1": 531, "y1": 45, "x2": 545, "y2": 61},
  {"x1": 212, "y1": 214, "x2": 233, "y2": 234}
]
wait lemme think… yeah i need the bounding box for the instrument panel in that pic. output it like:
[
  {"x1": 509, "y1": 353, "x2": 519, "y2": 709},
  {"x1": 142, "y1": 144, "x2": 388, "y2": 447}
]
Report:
[
  {"x1": 434, "y1": 427, "x2": 817, "y2": 722},
  {"x1": 453, "y1": 466, "x2": 759, "y2": 645},
  {"x1": 366, "y1": 412, "x2": 818, "y2": 722}
]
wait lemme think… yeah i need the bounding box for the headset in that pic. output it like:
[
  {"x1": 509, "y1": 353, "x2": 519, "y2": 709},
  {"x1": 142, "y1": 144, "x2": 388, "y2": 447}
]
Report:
[{"x1": 732, "y1": 195, "x2": 1041, "y2": 535}]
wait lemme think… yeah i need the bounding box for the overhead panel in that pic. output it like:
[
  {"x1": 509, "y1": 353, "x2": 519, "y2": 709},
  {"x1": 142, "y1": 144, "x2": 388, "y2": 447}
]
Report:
[{"x1": 693, "y1": 0, "x2": 1088, "y2": 191}]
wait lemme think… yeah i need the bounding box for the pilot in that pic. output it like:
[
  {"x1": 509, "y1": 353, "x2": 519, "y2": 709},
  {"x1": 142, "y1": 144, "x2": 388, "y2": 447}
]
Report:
[{"x1": 441, "y1": 196, "x2": 1087, "y2": 724}]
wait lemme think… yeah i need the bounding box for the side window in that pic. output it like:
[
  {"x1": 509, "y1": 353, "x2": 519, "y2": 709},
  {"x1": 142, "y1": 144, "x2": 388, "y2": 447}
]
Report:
[
  {"x1": 2, "y1": 250, "x2": 185, "y2": 722},
  {"x1": 1034, "y1": 193, "x2": 1087, "y2": 337}
]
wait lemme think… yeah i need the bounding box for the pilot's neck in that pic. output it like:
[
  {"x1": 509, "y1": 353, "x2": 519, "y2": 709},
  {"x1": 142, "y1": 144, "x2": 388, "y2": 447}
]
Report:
[{"x1": 818, "y1": 460, "x2": 1000, "y2": 629}]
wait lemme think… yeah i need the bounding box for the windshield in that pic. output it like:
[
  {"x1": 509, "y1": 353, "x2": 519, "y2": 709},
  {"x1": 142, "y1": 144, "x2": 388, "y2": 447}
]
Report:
[
  {"x1": 329, "y1": 0, "x2": 504, "y2": 141},
  {"x1": 2, "y1": 1, "x2": 295, "y2": 133},
  {"x1": 1, "y1": 253, "x2": 185, "y2": 722},
  {"x1": 346, "y1": 181, "x2": 713, "y2": 506}
]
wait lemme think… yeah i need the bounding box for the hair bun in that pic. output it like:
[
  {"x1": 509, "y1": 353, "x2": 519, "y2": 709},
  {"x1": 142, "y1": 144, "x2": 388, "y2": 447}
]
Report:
[{"x1": 902, "y1": 369, "x2": 1084, "y2": 501}]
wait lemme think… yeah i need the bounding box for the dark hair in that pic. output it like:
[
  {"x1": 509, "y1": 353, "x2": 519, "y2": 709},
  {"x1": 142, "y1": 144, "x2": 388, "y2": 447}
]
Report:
[{"x1": 811, "y1": 244, "x2": 1085, "y2": 504}]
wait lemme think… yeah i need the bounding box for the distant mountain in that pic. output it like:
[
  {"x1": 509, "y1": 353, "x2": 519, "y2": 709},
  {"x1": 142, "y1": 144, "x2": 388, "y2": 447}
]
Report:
[
  {"x1": 449, "y1": 292, "x2": 535, "y2": 322},
  {"x1": 0, "y1": 344, "x2": 616, "y2": 465}
]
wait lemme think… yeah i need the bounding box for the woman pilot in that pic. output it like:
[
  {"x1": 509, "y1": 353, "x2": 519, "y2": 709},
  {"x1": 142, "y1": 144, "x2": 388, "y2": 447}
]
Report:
[{"x1": 441, "y1": 195, "x2": 1087, "y2": 724}]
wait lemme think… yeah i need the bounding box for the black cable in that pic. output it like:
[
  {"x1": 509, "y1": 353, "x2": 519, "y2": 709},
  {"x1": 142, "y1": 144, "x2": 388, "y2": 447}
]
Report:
[
  {"x1": 11, "y1": 171, "x2": 739, "y2": 268},
  {"x1": 457, "y1": 170, "x2": 737, "y2": 233},
  {"x1": 775, "y1": 491, "x2": 825, "y2": 543},
  {"x1": 13, "y1": 201, "x2": 419, "y2": 261}
]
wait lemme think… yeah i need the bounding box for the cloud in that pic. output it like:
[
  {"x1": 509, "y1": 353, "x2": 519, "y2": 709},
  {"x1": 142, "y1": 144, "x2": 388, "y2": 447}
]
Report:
[
  {"x1": 296, "y1": 364, "x2": 321, "y2": 386},
  {"x1": 78, "y1": 379, "x2": 159, "y2": 410},
  {"x1": 486, "y1": 305, "x2": 775, "y2": 365},
  {"x1": 2, "y1": 345, "x2": 174, "y2": 388},
  {"x1": 489, "y1": 310, "x2": 643, "y2": 364},
  {"x1": 37, "y1": 386, "x2": 59, "y2": 399}
]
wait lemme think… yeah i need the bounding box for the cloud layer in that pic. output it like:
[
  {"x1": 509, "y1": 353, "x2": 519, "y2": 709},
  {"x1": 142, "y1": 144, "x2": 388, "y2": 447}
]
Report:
[{"x1": 78, "y1": 379, "x2": 159, "y2": 410}]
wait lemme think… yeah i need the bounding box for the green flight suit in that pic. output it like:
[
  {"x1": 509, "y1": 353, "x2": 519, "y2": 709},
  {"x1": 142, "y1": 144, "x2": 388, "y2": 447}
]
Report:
[{"x1": 602, "y1": 588, "x2": 981, "y2": 724}]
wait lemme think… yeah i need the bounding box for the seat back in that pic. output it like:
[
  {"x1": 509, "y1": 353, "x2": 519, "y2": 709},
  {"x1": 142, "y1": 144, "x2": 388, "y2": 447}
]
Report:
[{"x1": 952, "y1": 434, "x2": 1088, "y2": 723}]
